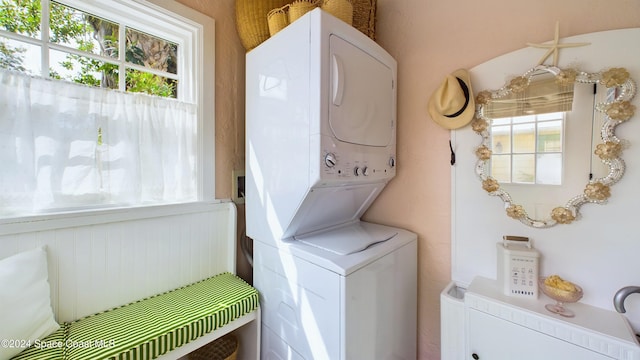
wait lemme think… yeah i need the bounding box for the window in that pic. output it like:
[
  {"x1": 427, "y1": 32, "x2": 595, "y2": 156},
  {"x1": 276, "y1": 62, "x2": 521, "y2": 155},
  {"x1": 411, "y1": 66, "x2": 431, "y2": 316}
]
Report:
[
  {"x1": 0, "y1": 0, "x2": 215, "y2": 218},
  {"x1": 490, "y1": 112, "x2": 564, "y2": 185}
]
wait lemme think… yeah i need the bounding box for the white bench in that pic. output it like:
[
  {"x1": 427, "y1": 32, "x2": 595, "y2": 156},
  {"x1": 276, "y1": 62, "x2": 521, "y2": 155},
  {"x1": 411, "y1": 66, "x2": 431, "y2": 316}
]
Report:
[{"x1": 0, "y1": 201, "x2": 260, "y2": 360}]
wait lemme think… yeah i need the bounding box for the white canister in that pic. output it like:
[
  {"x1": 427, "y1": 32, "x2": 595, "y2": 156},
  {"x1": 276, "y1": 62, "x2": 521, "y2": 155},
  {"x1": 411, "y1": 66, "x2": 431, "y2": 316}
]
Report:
[{"x1": 496, "y1": 236, "x2": 540, "y2": 298}]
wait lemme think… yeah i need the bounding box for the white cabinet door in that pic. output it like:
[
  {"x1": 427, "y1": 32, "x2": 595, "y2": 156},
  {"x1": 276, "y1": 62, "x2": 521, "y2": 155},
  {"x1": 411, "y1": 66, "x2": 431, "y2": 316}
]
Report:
[{"x1": 467, "y1": 309, "x2": 612, "y2": 360}]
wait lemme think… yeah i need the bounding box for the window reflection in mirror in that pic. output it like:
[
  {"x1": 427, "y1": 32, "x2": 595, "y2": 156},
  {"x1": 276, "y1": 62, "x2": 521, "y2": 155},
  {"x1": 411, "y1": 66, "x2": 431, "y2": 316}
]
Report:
[
  {"x1": 490, "y1": 112, "x2": 564, "y2": 185},
  {"x1": 474, "y1": 65, "x2": 635, "y2": 227}
]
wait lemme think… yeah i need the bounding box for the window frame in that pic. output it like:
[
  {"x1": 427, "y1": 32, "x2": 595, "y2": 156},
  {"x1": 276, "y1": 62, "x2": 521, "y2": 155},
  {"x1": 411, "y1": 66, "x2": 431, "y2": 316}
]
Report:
[{"x1": 0, "y1": 0, "x2": 216, "y2": 226}]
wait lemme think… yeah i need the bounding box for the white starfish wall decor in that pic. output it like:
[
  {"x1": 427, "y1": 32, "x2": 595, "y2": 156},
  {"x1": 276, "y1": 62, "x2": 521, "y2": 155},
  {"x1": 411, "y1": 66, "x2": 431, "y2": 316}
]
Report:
[{"x1": 527, "y1": 22, "x2": 590, "y2": 66}]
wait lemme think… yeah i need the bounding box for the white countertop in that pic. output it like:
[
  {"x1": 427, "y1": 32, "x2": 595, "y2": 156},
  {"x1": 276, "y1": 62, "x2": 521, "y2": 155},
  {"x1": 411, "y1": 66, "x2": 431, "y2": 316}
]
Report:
[{"x1": 466, "y1": 276, "x2": 640, "y2": 358}]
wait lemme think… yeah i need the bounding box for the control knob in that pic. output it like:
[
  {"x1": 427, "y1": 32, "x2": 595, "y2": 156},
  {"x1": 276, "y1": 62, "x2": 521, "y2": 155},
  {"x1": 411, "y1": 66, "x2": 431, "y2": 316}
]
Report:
[
  {"x1": 354, "y1": 166, "x2": 369, "y2": 176},
  {"x1": 324, "y1": 153, "x2": 337, "y2": 168}
]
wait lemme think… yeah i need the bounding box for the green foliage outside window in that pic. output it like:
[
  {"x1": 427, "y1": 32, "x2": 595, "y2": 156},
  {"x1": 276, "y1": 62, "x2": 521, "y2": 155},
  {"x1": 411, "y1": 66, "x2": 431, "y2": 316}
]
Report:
[{"x1": 0, "y1": 0, "x2": 177, "y2": 97}]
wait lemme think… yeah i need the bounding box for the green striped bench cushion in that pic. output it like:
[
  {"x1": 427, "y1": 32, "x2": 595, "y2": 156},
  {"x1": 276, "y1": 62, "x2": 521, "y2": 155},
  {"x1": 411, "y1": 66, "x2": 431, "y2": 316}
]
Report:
[
  {"x1": 11, "y1": 272, "x2": 258, "y2": 360},
  {"x1": 8, "y1": 325, "x2": 67, "y2": 360}
]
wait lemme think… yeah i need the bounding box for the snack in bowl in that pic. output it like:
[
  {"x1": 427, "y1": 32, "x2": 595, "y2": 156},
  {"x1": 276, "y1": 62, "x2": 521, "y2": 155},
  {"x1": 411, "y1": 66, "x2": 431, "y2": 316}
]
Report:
[
  {"x1": 539, "y1": 275, "x2": 583, "y2": 317},
  {"x1": 544, "y1": 274, "x2": 578, "y2": 294}
]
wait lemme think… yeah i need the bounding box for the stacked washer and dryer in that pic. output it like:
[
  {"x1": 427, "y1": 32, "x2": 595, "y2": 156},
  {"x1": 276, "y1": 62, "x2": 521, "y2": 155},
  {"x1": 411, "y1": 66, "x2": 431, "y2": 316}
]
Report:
[{"x1": 246, "y1": 9, "x2": 417, "y2": 360}]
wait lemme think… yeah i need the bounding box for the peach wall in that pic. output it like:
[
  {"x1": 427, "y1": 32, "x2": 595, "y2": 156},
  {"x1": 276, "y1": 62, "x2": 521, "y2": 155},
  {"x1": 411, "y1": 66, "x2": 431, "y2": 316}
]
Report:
[
  {"x1": 365, "y1": 1, "x2": 640, "y2": 359},
  {"x1": 177, "y1": 0, "x2": 640, "y2": 359}
]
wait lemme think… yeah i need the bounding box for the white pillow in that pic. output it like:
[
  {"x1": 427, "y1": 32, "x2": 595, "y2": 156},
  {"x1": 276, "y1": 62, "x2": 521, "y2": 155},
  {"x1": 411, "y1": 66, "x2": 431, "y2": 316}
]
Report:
[{"x1": 0, "y1": 247, "x2": 60, "y2": 360}]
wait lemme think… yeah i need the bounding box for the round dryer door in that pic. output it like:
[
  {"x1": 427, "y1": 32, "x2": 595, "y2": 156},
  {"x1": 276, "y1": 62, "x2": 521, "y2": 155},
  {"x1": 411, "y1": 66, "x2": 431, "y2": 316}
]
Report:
[{"x1": 329, "y1": 34, "x2": 395, "y2": 147}]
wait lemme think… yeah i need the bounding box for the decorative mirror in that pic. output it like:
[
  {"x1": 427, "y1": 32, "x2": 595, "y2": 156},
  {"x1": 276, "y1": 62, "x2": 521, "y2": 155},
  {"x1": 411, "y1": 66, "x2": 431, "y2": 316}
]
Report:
[{"x1": 472, "y1": 65, "x2": 636, "y2": 227}]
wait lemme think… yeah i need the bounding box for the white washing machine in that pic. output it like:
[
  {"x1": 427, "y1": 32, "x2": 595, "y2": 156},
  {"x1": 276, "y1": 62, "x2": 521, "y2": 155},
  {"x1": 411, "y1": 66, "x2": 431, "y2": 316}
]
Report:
[
  {"x1": 255, "y1": 221, "x2": 417, "y2": 360},
  {"x1": 246, "y1": 9, "x2": 417, "y2": 359}
]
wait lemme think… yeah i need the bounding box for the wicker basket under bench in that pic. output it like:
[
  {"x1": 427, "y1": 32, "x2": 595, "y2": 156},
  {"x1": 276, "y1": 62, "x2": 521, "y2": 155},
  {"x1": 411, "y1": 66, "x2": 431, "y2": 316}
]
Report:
[{"x1": 11, "y1": 272, "x2": 259, "y2": 360}]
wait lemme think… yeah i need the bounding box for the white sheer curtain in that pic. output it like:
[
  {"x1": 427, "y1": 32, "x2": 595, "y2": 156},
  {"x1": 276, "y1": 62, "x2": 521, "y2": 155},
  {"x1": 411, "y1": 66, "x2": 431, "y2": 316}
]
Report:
[{"x1": 0, "y1": 69, "x2": 197, "y2": 217}]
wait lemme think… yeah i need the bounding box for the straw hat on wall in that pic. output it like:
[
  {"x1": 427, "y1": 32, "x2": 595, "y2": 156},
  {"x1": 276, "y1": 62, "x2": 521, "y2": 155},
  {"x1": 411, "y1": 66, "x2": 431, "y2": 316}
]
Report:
[{"x1": 428, "y1": 69, "x2": 475, "y2": 130}]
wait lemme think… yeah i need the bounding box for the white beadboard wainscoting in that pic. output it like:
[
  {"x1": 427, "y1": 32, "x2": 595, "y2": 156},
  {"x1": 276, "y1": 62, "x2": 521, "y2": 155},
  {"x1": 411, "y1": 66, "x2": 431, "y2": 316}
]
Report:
[{"x1": 0, "y1": 201, "x2": 237, "y2": 323}]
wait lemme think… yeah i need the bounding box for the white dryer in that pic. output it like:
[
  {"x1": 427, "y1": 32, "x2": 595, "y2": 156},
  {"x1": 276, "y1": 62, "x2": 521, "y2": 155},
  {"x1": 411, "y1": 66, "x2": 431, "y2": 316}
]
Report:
[{"x1": 246, "y1": 8, "x2": 417, "y2": 360}]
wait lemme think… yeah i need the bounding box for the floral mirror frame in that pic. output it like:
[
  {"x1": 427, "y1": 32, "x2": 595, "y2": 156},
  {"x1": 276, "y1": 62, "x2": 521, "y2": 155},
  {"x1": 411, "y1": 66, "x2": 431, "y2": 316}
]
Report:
[{"x1": 472, "y1": 65, "x2": 637, "y2": 228}]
